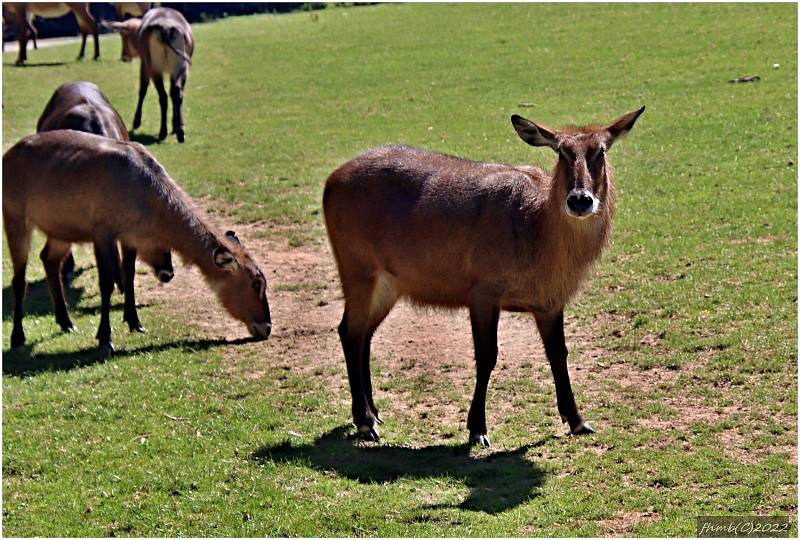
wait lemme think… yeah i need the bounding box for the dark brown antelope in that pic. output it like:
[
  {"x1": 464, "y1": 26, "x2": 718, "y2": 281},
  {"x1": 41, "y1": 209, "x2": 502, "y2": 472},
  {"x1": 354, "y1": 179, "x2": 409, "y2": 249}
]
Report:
[
  {"x1": 4, "y1": 130, "x2": 272, "y2": 353},
  {"x1": 105, "y1": 7, "x2": 194, "y2": 142},
  {"x1": 37, "y1": 81, "x2": 129, "y2": 139},
  {"x1": 9, "y1": 3, "x2": 99, "y2": 66},
  {"x1": 36, "y1": 80, "x2": 174, "y2": 334},
  {"x1": 323, "y1": 107, "x2": 645, "y2": 446}
]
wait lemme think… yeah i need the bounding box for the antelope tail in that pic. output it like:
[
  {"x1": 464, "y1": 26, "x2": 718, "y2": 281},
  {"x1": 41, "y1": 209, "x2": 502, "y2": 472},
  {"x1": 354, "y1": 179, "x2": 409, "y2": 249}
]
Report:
[{"x1": 158, "y1": 27, "x2": 192, "y2": 65}]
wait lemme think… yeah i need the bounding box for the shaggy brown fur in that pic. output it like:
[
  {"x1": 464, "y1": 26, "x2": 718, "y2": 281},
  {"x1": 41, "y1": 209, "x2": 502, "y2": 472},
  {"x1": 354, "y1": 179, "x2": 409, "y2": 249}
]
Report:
[{"x1": 323, "y1": 107, "x2": 644, "y2": 445}]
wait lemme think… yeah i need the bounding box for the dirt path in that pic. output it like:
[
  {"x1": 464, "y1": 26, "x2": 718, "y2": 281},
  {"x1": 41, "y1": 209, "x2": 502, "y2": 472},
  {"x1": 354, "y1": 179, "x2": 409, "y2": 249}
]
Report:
[
  {"x1": 135, "y1": 220, "x2": 795, "y2": 468},
  {"x1": 138, "y1": 223, "x2": 614, "y2": 432}
]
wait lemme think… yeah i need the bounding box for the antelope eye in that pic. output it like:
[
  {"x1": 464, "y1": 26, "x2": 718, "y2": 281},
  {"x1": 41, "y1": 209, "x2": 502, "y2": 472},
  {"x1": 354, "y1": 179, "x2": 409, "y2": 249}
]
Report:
[
  {"x1": 559, "y1": 147, "x2": 573, "y2": 160},
  {"x1": 596, "y1": 147, "x2": 606, "y2": 161},
  {"x1": 252, "y1": 277, "x2": 264, "y2": 293}
]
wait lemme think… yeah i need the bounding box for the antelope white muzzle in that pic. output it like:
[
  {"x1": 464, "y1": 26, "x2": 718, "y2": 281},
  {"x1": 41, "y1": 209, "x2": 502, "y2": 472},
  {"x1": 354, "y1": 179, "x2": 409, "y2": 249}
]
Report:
[{"x1": 565, "y1": 189, "x2": 599, "y2": 219}]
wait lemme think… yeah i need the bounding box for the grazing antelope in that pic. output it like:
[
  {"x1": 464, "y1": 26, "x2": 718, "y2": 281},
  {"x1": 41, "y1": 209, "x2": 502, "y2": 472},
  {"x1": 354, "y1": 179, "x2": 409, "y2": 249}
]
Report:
[
  {"x1": 111, "y1": 2, "x2": 151, "y2": 61},
  {"x1": 105, "y1": 7, "x2": 194, "y2": 142},
  {"x1": 36, "y1": 80, "x2": 174, "y2": 334},
  {"x1": 323, "y1": 107, "x2": 645, "y2": 446},
  {"x1": 9, "y1": 3, "x2": 99, "y2": 66},
  {"x1": 4, "y1": 130, "x2": 272, "y2": 353}
]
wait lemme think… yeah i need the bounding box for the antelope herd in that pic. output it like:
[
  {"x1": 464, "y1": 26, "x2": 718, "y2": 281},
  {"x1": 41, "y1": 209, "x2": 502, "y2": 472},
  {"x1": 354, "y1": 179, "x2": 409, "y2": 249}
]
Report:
[{"x1": 2, "y1": 5, "x2": 644, "y2": 445}]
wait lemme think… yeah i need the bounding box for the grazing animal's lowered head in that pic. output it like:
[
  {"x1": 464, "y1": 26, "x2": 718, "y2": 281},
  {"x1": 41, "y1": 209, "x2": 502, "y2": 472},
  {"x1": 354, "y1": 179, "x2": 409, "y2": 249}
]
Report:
[
  {"x1": 103, "y1": 17, "x2": 143, "y2": 61},
  {"x1": 208, "y1": 231, "x2": 272, "y2": 340},
  {"x1": 138, "y1": 246, "x2": 173, "y2": 283}
]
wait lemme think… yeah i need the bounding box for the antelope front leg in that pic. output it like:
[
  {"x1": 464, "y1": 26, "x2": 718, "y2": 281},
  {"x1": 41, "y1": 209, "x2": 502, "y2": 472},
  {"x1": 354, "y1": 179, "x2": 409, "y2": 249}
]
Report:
[
  {"x1": 338, "y1": 308, "x2": 379, "y2": 441},
  {"x1": 362, "y1": 332, "x2": 383, "y2": 425},
  {"x1": 467, "y1": 301, "x2": 500, "y2": 447},
  {"x1": 93, "y1": 236, "x2": 118, "y2": 354},
  {"x1": 121, "y1": 246, "x2": 144, "y2": 333},
  {"x1": 77, "y1": 32, "x2": 87, "y2": 59},
  {"x1": 534, "y1": 310, "x2": 594, "y2": 435}
]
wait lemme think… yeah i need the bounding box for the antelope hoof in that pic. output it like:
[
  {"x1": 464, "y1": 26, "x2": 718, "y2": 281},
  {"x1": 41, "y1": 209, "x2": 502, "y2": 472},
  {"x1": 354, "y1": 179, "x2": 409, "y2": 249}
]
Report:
[
  {"x1": 133, "y1": 116, "x2": 141, "y2": 130},
  {"x1": 470, "y1": 433, "x2": 491, "y2": 447},
  {"x1": 158, "y1": 128, "x2": 168, "y2": 140},
  {"x1": 60, "y1": 323, "x2": 76, "y2": 333},
  {"x1": 358, "y1": 424, "x2": 380, "y2": 442},
  {"x1": 128, "y1": 323, "x2": 145, "y2": 333},
  {"x1": 98, "y1": 341, "x2": 115, "y2": 356},
  {"x1": 176, "y1": 130, "x2": 185, "y2": 144},
  {"x1": 570, "y1": 422, "x2": 595, "y2": 435}
]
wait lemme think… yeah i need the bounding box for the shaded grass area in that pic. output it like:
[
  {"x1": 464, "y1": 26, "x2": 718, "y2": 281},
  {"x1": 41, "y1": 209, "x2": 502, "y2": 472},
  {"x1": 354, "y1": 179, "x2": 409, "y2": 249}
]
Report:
[{"x1": 2, "y1": 2, "x2": 797, "y2": 536}]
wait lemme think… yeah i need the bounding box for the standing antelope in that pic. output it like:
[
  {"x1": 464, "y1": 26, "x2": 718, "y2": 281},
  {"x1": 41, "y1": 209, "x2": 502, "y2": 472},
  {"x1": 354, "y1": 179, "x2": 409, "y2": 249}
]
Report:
[
  {"x1": 9, "y1": 3, "x2": 99, "y2": 66},
  {"x1": 3, "y1": 5, "x2": 38, "y2": 54},
  {"x1": 4, "y1": 130, "x2": 272, "y2": 353},
  {"x1": 323, "y1": 107, "x2": 645, "y2": 446},
  {"x1": 36, "y1": 80, "x2": 174, "y2": 335},
  {"x1": 106, "y1": 7, "x2": 194, "y2": 143}
]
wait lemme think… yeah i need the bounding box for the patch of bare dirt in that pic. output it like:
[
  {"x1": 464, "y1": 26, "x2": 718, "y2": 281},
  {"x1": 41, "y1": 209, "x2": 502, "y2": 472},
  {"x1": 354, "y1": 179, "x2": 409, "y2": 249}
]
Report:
[
  {"x1": 135, "y1": 220, "x2": 788, "y2": 449},
  {"x1": 133, "y1": 221, "x2": 623, "y2": 434},
  {"x1": 597, "y1": 510, "x2": 661, "y2": 536}
]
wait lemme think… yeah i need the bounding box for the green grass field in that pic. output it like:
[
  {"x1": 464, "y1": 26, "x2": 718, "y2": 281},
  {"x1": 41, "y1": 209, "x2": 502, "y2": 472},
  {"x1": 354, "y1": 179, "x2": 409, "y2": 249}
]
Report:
[{"x1": 2, "y1": 3, "x2": 797, "y2": 536}]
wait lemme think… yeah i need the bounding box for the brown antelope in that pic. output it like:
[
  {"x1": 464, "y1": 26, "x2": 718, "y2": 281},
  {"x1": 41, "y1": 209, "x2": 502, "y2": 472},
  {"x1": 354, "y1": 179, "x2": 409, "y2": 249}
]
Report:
[
  {"x1": 4, "y1": 130, "x2": 272, "y2": 353},
  {"x1": 111, "y1": 2, "x2": 151, "y2": 61},
  {"x1": 9, "y1": 3, "x2": 99, "y2": 66},
  {"x1": 2, "y1": 5, "x2": 38, "y2": 54},
  {"x1": 36, "y1": 80, "x2": 174, "y2": 334},
  {"x1": 323, "y1": 107, "x2": 645, "y2": 446},
  {"x1": 105, "y1": 7, "x2": 194, "y2": 143}
]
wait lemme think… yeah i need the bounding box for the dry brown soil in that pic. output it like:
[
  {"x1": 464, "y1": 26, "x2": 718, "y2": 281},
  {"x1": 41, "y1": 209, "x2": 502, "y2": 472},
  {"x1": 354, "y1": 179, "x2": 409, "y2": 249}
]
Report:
[{"x1": 136, "y1": 221, "x2": 795, "y2": 468}]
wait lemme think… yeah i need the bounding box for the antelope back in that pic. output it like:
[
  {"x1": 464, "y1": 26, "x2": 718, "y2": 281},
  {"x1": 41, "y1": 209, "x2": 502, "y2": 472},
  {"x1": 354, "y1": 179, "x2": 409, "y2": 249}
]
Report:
[
  {"x1": 37, "y1": 81, "x2": 129, "y2": 141},
  {"x1": 139, "y1": 7, "x2": 194, "y2": 78}
]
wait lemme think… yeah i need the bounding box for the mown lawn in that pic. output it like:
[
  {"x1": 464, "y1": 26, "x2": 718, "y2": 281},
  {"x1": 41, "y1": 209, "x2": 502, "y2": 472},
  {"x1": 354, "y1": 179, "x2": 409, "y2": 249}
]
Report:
[{"x1": 2, "y1": 3, "x2": 797, "y2": 536}]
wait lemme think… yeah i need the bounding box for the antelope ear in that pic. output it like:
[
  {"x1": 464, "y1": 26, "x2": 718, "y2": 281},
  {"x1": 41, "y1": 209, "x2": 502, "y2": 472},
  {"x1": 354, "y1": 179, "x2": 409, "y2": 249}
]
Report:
[
  {"x1": 605, "y1": 106, "x2": 645, "y2": 148},
  {"x1": 511, "y1": 115, "x2": 559, "y2": 152},
  {"x1": 213, "y1": 246, "x2": 239, "y2": 272},
  {"x1": 225, "y1": 230, "x2": 240, "y2": 244},
  {"x1": 102, "y1": 20, "x2": 131, "y2": 33}
]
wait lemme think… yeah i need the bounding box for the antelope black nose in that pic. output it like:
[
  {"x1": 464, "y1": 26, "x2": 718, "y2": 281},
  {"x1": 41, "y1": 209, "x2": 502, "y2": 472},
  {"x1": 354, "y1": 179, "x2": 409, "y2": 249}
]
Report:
[{"x1": 566, "y1": 191, "x2": 595, "y2": 215}]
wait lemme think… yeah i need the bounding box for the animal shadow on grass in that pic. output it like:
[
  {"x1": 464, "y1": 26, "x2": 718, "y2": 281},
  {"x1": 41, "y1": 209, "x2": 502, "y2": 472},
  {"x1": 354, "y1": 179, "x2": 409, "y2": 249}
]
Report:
[
  {"x1": 2, "y1": 267, "x2": 89, "y2": 321},
  {"x1": 253, "y1": 426, "x2": 550, "y2": 514},
  {"x1": 2, "y1": 335, "x2": 256, "y2": 377},
  {"x1": 129, "y1": 132, "x2": 162, "y2": 146},
  {"x1": 6, "y1": 61, "x2": 68, "y2": 68},
  {"x1": 1, "y1": 265, "x2": 151, "y2": 320}
]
